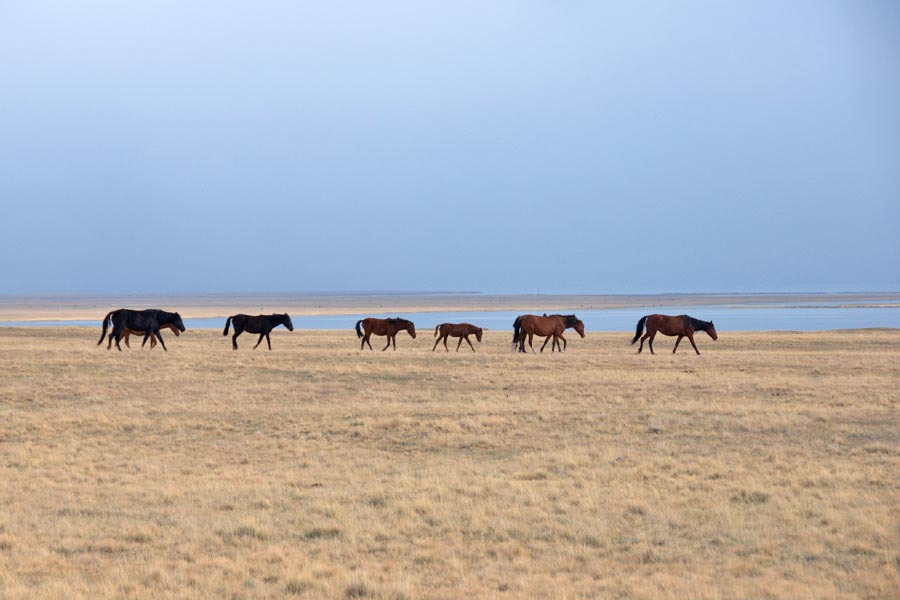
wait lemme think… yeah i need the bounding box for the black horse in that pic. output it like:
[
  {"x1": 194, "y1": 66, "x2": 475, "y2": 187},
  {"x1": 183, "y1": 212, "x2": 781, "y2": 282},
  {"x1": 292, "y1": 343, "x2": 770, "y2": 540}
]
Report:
[
  {"x1": 223, "y1": 313, "x2": 294, "y2": 350},
  {"x1": 98, "y1": 309, "x2": 186, "y2": 351}
]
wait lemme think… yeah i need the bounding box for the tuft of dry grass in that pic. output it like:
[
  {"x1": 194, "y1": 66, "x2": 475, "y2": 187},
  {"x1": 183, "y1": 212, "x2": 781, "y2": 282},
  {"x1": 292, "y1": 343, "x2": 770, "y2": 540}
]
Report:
[{"x1": 0, "y1": 326, "x2": 898, "y2": 598}]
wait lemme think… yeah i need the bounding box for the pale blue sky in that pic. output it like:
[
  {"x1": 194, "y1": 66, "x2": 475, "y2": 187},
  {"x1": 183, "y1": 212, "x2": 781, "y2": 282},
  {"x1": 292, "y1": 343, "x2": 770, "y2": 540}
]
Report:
[{"x1": 2, "y1": 1, "x2": 898, "y2": 294}]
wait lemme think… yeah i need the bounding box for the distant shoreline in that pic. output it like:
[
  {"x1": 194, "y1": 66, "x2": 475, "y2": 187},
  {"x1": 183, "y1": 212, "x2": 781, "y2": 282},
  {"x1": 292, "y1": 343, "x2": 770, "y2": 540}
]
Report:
[{"x1": 1, "y1": 292, "x2": 898, "y2": 322}]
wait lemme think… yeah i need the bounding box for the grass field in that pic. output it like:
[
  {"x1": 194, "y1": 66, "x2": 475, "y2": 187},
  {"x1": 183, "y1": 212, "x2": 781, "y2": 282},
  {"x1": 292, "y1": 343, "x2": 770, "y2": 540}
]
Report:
[{"x1": 1, "y1": 327, "x2": 898, "y2": 598}]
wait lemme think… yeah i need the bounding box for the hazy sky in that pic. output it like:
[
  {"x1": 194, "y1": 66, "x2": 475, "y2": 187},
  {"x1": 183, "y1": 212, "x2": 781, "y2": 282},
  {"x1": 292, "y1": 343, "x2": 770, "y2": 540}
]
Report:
[{"x1": 2, "y1": 1, "x2": 898, "y2": 295}]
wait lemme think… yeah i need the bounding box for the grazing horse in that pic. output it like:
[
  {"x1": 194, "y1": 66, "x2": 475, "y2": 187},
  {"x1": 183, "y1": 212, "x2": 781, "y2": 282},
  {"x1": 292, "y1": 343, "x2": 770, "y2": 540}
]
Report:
[
  {"x1": 631, "y1": 314, "x2": 718, "y2": 355},
  {"x1": 433, "y1": 322, "x2": 483, "y2": 352},
  {"x1": 106, "y1": 324, "x2": 181, "y2": 350},
  {"x1": 541, "y1": 313, "x2": 585, "y2": 352},
  {"x1": 223, "y1": 313, "x2": 294, "y2": 350},
  {"x1": 512, "y1": 314, "x2": 585, "y2": 353},
  {"x1": 355, "y1": 317, "x2": 416, "y2": 351},
  {"x1": 98, "y1": 309, "x2": 186, "y2": 351}
]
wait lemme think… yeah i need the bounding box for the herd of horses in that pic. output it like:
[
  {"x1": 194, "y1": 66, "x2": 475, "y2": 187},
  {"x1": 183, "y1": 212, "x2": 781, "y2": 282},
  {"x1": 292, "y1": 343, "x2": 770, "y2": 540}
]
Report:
[{"x1": 98, "y1": 309, "x2": 718, "y2": 354}]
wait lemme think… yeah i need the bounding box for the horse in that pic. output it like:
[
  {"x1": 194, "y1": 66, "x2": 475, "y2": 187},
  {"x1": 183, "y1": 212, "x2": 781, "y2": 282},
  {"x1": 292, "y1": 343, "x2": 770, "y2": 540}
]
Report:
[
  {"x1": 98, "y1": 309, "x2": 186, "y2": 351},
  {"x1": 106, "y1": 324, "x2": 181, "y2": 350},
  {"x1": 223, "y1": 313, "x2": 294, "y2": 350},
  {"x1": 512, "y1": 314, "x2": 585, "y2": 353},
  {"x1": 542, "y1": 313, "x2": 584, "y2": 352},
  {"x1": 631, "y1": 314, "x2": 718, "y2": 355},
  {"x1": 432, "y1": 322, "x2": 483, "y2": 352},
  {"x1": 355, "y1": 317, "x2": 416, "y2": 351}
]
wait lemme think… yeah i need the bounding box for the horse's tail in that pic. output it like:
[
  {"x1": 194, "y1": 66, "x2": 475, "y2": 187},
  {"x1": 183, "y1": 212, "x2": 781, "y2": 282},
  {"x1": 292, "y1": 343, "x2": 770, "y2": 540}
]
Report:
[
  {"x1": 355, "y1": 320, "x2": 364, "y2": 339},
  {"x1": 631, "y1": 316, "x2": 648, "y2": 345},
  {"x1": 512, "y1": 316, "x2": 523, "y2": 345},
  {"x1": 434, "y1": 324, "x2": 441, "y2": 338},
  {"x1": 97, "y1": 311, "x2": 115, "y2": 345},
  {"x1": 223, "y1": 316, "x2": 232, "y2": 336}
]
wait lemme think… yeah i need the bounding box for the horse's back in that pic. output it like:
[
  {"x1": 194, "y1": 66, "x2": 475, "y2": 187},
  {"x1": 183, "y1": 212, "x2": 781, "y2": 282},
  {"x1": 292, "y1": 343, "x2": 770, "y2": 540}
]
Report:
[{"x1": 521, "y1": 314, "x2": 564, "y2": 334}]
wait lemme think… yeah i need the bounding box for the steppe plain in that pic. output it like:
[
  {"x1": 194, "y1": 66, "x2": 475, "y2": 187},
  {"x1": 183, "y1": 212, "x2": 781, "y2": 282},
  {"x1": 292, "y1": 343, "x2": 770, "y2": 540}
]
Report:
[{"x1": 1, "y1": 295, "x2": 898, "y2": 598}]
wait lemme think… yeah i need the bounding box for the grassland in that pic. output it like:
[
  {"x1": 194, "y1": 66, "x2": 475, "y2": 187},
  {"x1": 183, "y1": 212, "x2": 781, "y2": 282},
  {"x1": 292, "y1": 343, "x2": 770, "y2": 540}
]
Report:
[{"x1": 1, "y1": 327, "x2": 898, "y2": 598}]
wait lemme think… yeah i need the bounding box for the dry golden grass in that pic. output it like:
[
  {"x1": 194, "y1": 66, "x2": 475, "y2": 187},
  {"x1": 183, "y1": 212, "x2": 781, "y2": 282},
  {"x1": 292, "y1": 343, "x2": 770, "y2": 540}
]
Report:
[{"x1": 1, "y1": 327, "x2": 898, "y2": 598}]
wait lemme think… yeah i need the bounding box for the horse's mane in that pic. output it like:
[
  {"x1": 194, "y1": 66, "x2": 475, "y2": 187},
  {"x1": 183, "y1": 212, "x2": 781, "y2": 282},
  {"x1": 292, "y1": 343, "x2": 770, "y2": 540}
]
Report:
[
  {"x1": 386, "y1": 318, "x2": 410, "y2": 325},
  {"x1": 688, "y1": 316, "x2": 711, "y2": 331},
  {"x1": 549, "y1": 313, "x2": 579, "y2": 327}
]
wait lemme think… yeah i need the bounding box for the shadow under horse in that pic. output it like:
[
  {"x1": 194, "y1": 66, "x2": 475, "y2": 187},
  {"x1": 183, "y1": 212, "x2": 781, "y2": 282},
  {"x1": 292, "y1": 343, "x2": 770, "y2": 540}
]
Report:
[{"x1": 223, "y1": 314, "x2": 294, "y2": 350}]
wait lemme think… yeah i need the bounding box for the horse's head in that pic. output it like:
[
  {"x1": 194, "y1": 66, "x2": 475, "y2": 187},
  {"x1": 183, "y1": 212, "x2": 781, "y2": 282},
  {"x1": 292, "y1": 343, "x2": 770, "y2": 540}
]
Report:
[
  {"x1": 406, "y1": 321, "x2": 417, "y2": 339},
  {"x1": 173, "y1": 313, "x2": 186, "y2": 332},
  {"x1": 706, "y1": 321, "x2": 717, "y2": 341},
  {"x1": 573, "y1": 319, "x2": 586, "y2": 338},
  {"x1": 282, "y1": 314, "x2": 294, "y2": 331},
  {"x1": 475, "y1": 327, "x2": 483, "y2": 343}
]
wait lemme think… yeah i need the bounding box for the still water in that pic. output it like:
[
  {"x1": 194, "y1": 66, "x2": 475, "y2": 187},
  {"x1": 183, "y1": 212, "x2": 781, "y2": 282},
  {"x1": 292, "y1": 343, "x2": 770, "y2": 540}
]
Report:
[{"x1": 5, "y1": 304, "x2": 900, "y2": 332}]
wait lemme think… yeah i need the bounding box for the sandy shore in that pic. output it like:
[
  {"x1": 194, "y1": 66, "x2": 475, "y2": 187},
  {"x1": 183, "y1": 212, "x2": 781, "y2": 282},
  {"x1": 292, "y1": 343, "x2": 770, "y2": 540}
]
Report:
[{"x1": 1, "y1": 291, "x2": 898, "y2": 322}]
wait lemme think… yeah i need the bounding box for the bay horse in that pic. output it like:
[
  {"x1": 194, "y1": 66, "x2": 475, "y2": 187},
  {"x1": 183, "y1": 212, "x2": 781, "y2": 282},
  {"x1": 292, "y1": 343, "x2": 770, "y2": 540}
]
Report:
[
  {"x1": 512, "y1": 314, "x2": 585, "y2": 353},
  {"x1": 98, "y1": 309, "x2": 186, "y2": 351},
  {"x1": 542, "y1": 313, "x2": 584, "y2": 352},
  {"x1": 355, "y1": 317, "x2": 416, "y2": 351},
  {"x1": 433, "y1": 322, "x2": 483, "y2": 352},
  {"x1": 631, "y1": 314, "x2": 718, "y2": 355},
  {"x1": 223, "y1": 313, "x2": 294, "y2": 350},
  {"x1": 106, "y1": 324, "x2": 181, "y2": 350}
]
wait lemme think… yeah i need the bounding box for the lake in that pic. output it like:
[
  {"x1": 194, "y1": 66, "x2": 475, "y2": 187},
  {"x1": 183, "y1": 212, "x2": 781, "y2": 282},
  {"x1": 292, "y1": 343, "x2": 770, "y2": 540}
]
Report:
[{"x1": 4, "y1": 302, "x2": 899, "y2": 331}]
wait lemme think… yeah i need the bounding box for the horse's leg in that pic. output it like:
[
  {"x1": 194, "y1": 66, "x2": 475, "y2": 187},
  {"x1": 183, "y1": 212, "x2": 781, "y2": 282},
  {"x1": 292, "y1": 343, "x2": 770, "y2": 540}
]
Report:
[
  {"x1": 232, "y1": 331, "x2": 240, "y2": 350},
  {"x1": 382, "y1": 335, "x2": 392, "y2": 351},
  {"x1": 673, "y1": 335, "x2": 683, "y2": 354},
  {"x1": 108, "y1": 322, "x2": 124, "y2": 351},
  {"x1": 154, "y1": 329, "x2": 168, "y2": 351},
  {"x1": 393, "y1": 335, "x2": 397, "y2": 351},
  {"x1": 432, "y1": 335, "x2": 441, "y2": 352},
  {"x1": 123, "y1": 330, "x2": 131, "y2": 349},
  {"x1": 528, "y1": 332, "x2": 536, "y2": 353},
  {"x1": 557, "y1": 333, "x2": 567, "y2": 352},
  {"x1": 648, "y1": 331, "x2": 656, "y2": 355},
  {"x1": 464, "y1": 335, "x2": 476, "y2": 352},
  {"x1": 365, "y1": 333, "x2": 373, "y2": 350},
  {"x1": 253, "y1": 333, "x2": 265, "y2": 349},
  {"x1": 361, "y1": 331, "x2": 367, "y2": 351},
  {"x1": 266, "y1": 333, "x2": 272, "y2": 350},
  {"x1": 539, "y1": 335, "x2": 551, "y2": 353},
  {"x1": 688, "y1": 332, "x2": 700, "y2": 355},
  {"x1": 456, "y1": 337, "x2": 463, "y2": 352}
]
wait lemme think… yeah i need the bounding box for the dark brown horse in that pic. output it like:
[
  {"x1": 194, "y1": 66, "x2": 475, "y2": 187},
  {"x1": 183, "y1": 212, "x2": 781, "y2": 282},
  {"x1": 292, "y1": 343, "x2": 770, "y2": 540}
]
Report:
[
  {"x1": 631, "y1": 314, "x2": 718, "y2": 355},
  {"x1": 512, "y1": 314, "x2": 585, "y2": 353},
  {"x1": 223, "y1": 313, "x2": 294, "y2": 350},
  {"x1": 433, "y1": 322, "x2": 483, "y2": 352},
  {"x1": 98, "y1": 309, "x2": 186, "y2": 351},
  {"x1": 355, "y1": 317, "x2": 416, "y2": 351},
  {"x1": 106, "y1": 324, "x2": 181, "y2": 350}
]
